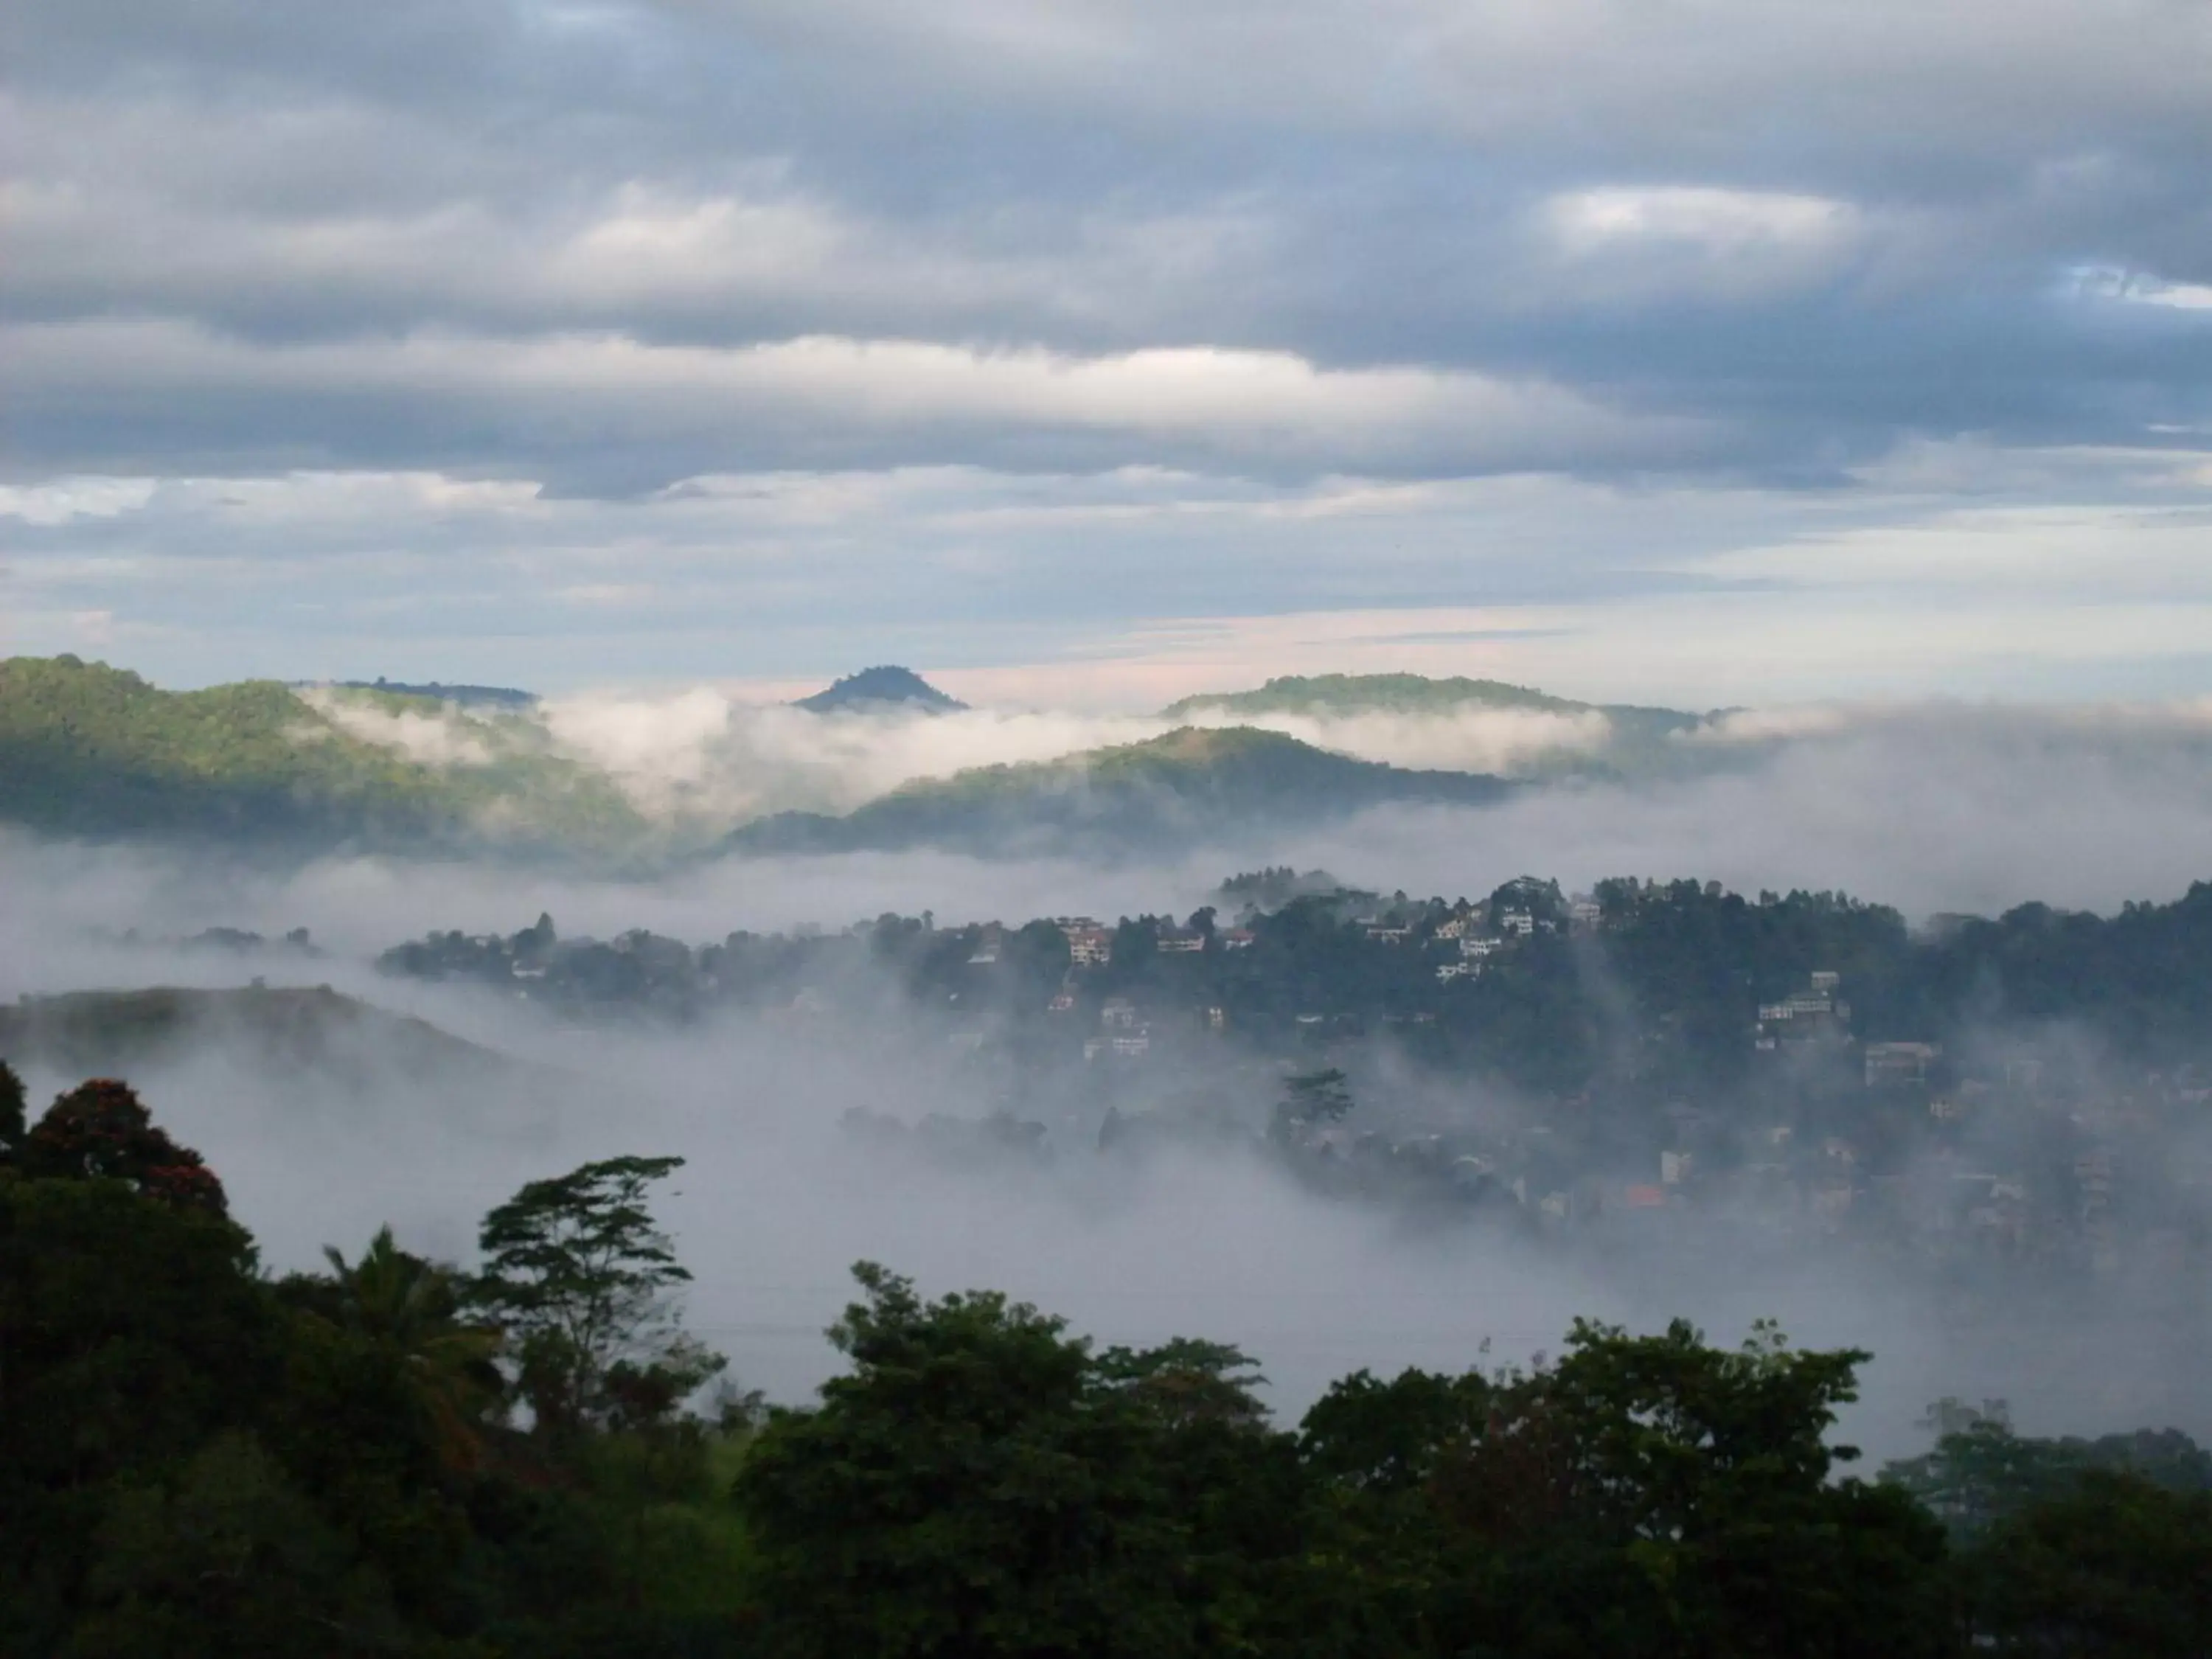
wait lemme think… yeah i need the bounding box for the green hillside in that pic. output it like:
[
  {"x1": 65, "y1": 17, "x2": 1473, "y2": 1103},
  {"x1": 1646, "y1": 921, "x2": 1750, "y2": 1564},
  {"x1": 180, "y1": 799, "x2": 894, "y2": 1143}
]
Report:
[
  {"x1": 1161, "y1": 672, "x2": 1714, "y2": 779},
  {"x1": 731, "y1": 725, "x2": 1512, "y2": 854},
  {"x1": 0, "y1": 984, "x2": 526, "y2": 1090},
  {"x1": 1164, "y1": 671, "x2": 1700, "y2": 726},
  {"x1": 0, "y1": 655, "x2": 646, "y2": 852}
]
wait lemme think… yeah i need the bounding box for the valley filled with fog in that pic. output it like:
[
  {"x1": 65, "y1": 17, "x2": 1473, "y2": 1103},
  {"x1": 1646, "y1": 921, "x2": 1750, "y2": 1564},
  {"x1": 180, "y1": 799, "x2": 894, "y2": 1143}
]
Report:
[{"x1": 7, "y1": 687, "x2": 2211, "y2": 1460}]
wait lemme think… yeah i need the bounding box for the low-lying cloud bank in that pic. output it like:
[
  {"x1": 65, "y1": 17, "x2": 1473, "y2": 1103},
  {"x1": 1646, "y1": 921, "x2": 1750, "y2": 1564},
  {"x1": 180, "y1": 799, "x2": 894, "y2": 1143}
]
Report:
[
  {"x1": 4, "y1": 981, "x2": 2201, "y2": 1461},
  {"x1": 7, "y1": 691, "x2": 2212, "y2": 1451},
  {"x1": 281, "y1": 689, "x2": 2212, "y2": 908},
  {"x1": 379, "y1": 686, "x2": 1632, "y2": 827},
  {"x1": 9, "y1": 691, "x2": 2212, "y2": 951}
]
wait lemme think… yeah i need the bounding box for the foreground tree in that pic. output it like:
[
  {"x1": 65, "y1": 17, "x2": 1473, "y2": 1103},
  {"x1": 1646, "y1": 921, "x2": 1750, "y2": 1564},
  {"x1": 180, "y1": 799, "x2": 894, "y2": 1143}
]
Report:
[
  {"x1": 1295, "y1": 1319, "x2": 1956, "y2": 1659},
  {"x1": 473, "y1": 1155, "x2": 723, "y2": 1436},
  {"x1": 1961, "y1": 1470, "x2": 2212, "y2": 1655},
  {"x1": 737, "y1": 1262, "x2": 1302, "y2": 1659},
  {"x1": 0, "y1": 1141, "x2": 273, "y2": 1650},
  {"x1": 0, "y1": 1059, "x2": 24, "y2": 1160},
  {"x1": 15, "y1": 1077, "x2": 227, "y2": 1212},
  {"x1": 1883, "y1": 1402, "x2": 2212, "y2": 1539},
  {"x1": 305, "y1": 1225, "x2": 504, "y2": 1472}
]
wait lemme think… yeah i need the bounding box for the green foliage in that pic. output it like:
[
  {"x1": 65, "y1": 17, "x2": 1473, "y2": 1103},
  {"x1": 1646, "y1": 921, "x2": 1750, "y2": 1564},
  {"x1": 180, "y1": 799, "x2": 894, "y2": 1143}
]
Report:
[
  {"x1": 475, "y1": 1155, "x2": 724, "y2": 1437},
  {"x1": 1163, "y1": 672, "x2": 1646, "y2": 720},
  {"x1": 736, "y1": 1262, "x2": 1298, "y2": 1659},
  {"x1": 10, "y1": 1065, "x2": 2212, "y2": 1658},
  {"x1": 1961, "y1": 1472, "x2": 2212, "y2": 1655},
  {"x1": 305, "y1": 1226, "x2": 505, "y2": 1473},
  {"x1": 0, "y1": 654, "x2": 649, "y2": 854},
  {"x1": 1293, "y1": 1321, "x2": 1954, "y2": 1659},
  {"x1": 1158, "y1": 675, "x2": 1708, "y2": 779},
  {"x1": 730, "y1": 726, "x2": 1511, "y2": 854},
  {"x1": 74, "y1": 1431, "x2": 410, "y2": 1659},
  {"x1": 1882, "y1": 1401, "x2": 2212, "y2": 1539},
  {"x1": 0, "y1": 1058, "x2": 25, "y2": 1155},
  {"x1": 0, "y1": 1163, "x2": 276, "y2": 1652}
]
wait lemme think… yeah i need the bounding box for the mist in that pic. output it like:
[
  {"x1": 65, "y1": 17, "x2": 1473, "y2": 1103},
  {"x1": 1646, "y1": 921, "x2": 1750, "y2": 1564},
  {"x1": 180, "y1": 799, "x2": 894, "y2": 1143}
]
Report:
[
  {"x1": 7, "y1": 692, "x2": 2212, "y2": 1460},
  {"x1": 315, "y1": 682, "x2": 1627, "y2": 830}
]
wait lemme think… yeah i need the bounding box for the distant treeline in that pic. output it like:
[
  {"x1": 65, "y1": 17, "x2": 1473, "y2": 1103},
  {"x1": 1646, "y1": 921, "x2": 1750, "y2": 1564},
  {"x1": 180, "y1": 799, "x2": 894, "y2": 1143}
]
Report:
[
  {"x1": 380, "y1": 873, "x2": 2212, "y2": 1082},
  {"x1": 4, "y1": 1060, "x2": 2208, "y2": 1657}
]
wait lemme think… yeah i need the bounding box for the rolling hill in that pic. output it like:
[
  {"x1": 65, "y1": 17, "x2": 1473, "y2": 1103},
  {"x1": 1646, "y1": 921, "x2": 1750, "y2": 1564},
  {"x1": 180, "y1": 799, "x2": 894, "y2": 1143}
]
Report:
[
  {"x1": 1, "y1": 656, "x2": 1718, "y2": 861},
  {"x1": 1161, "y1": 672, "x2": 1714, "y2": 779},
  {"x1": 1165, "y1": 671, "x2": 1702, "y2": 729},
  {"x1": 728, "y1": 725, "x2": 1513, "y2": 855},
  {"x1": 0, "y1": 984, "x2": 529, "y2": 1092},
  {"x1": 0, "y1": 655, "x2": 646, "y2": 853}
]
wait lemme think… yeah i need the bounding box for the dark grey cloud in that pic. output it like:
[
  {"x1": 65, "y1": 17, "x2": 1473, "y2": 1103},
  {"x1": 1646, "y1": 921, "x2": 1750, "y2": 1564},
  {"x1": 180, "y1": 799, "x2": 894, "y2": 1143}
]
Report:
[{"x1": 6, "y1": 0, "x2": 2212, "y2": 491}]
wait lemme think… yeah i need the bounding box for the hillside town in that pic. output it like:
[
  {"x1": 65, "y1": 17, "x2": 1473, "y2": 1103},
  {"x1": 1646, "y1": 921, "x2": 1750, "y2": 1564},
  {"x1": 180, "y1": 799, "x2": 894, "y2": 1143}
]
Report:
[{"x1": 377, "y1": 872, "x2": 2212, "y2": 1290}]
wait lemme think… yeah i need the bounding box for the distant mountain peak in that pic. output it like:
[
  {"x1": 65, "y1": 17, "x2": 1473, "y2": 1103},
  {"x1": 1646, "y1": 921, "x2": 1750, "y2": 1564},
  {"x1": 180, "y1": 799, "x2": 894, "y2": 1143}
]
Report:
[{"x1": 793, "y1": 666, "x2": 967, "y2": 713}]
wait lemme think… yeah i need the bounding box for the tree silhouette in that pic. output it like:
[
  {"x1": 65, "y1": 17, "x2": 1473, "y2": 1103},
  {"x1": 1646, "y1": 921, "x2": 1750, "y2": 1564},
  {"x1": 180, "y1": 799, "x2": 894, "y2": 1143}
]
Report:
[
  {"x1": 472, "y1": 1155, "x2": 720, "y2": 1436},
  {"x1": 18, "y1": 1078, "x2": 227, "y2": 1214},
  {"x1": 317, "y1": 1225, "x2": 502, "y2": 1471}
]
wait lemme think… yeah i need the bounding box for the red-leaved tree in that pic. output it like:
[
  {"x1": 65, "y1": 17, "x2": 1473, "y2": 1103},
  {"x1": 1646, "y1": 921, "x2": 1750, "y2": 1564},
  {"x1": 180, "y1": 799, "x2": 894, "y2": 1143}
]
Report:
[{"x1": 17, "y1": 1078, "x2": 229, "y2": 1214}]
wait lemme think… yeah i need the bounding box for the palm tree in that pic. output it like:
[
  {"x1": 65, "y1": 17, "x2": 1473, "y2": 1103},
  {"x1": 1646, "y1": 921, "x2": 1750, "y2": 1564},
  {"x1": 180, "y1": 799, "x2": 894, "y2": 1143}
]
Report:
[{"x1": 321, "y1": 1225, "x2": 504, "y2": 1471}]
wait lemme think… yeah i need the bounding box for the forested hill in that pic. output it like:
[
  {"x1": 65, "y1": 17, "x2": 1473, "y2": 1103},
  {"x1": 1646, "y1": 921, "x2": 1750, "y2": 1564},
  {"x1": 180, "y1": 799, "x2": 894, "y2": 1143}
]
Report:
[
  {"x1": 0, "y1": 984, "x2": 523, "y2": 1089},
  {"x1": 0, "y1": 655, "x2": 644, "y2": 852},
  {"x1": 728, "y1": 725, "x2": 1513, "y2": 854},
  {"x1": 1161, "y1": 673, "x2": 1717, "y2": 779},
  {"x1": 1164, "y1": 672, "x2": 1705, "y2": 729},
  {"x1": 333, "y1": 677, "x2": 536, "y2": 709}
]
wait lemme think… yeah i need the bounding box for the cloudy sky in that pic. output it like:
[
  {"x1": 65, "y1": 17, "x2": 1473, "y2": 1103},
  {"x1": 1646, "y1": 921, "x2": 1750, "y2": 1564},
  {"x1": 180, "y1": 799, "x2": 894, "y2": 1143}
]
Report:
[{"x1": 4, "y1": 0, "x2": 2211, "y2": 704}]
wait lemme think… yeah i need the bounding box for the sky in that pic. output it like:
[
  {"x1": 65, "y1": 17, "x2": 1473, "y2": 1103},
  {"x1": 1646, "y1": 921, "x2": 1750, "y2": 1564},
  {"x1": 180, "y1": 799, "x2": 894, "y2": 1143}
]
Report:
[{"x1": 4, "y1": 0, "x2": 2212, "y2": 705}]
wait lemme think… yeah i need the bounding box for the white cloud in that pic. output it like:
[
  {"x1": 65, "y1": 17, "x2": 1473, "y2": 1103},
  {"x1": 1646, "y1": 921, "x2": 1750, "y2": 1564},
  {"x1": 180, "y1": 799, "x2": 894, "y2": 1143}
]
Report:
[
  {"x1": 1539, "y1": 186, "x2": 1864, "y2": 299},
  {"x1": 299, "y1": 688, "x2": 501, "y2": 766},
  {"x1": 1546, "y1": 187, "x2": 1857, "y2": 255},
  {"x1": 2068, "y1": 265, "x2": 2212, "y2": 311},
  {"x1": 0, "y1": 476, "x2": 159, "y2": 526},
  {"x1": 0, "y1": 318, "x2": 1712, "y2": 479}
]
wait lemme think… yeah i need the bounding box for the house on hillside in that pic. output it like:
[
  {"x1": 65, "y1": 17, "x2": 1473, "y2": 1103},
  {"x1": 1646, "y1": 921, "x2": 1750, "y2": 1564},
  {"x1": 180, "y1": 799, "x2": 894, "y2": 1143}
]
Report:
[
  {"x1": 1062, "y1": 925, "x2": 1113, "y2": 967},
  {"x1": 1865, "y1": 1041, "x2": 1941, "y2": 1088},
  {"x1": 1756, "y1": 970, "x2": 1851, "y2": 1046}
]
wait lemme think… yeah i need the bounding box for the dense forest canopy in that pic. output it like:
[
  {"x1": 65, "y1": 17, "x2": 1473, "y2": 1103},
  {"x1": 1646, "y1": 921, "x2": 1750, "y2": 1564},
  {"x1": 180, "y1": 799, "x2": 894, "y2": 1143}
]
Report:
[
  {"x1": 2, "y1": 1059, "x2": 2208, "y2": 1656},
  {"x1": 0, "y1": 655, "x2": 644, "y2": 852}
]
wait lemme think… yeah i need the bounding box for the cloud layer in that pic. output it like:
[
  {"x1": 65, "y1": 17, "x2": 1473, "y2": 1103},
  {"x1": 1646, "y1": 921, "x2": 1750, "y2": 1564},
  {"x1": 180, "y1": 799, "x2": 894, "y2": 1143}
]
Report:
[{"x1": 4, "y1": 0, "x2": 2211, "y2": 690}]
